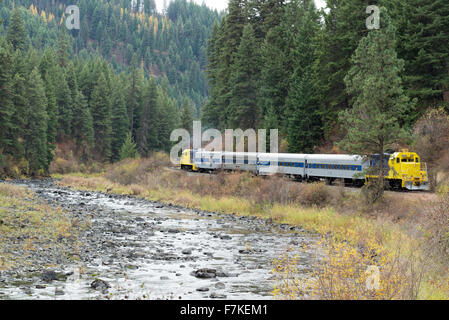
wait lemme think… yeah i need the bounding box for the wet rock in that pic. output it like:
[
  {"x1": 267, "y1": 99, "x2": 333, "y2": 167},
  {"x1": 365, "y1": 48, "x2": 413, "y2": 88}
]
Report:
[
  {"x1": 210, "y1": 292, "x2": 227, "y2": 299},
  {"x1": 21, "y1": 287, "x2": 32, "y2": 295},
  {"x1": 167, "y1": 229, "x2": 180, "y2": 234},
  {"x1": 182, "y1": 249, "x2": 192, "y2": 255},
  {"x1": 42, "y1": 270, "x2": 58, "y2": 282},
  {"x1": 36, "y1": 285, "x2": 46, "y2": 289},
  {"x1": 215, "y1": 282, "x2": 225, "y2": 289},
  {"x1": 196, "y1": 286, "x2": 209, "y2": 292},
  {"x1": 102, "y1": 259, "x2": 113, "y2": 266},
  {"x1": 193, "y1": 268, "x2": 216, "y2": 279},
  {"x1": 215, "y1": 271, "x2": 229, "y2": 278},
  {"x1": 220, "y1": 235, "x2": 232, "y2": 240},
  {"x1": 91, "y1": 279, "x2": 111, "y2": 291},
  {"x1": 55, "y1": 288, "x2": 65, "y2": 296},
  {"x1": 160, "y1": 276, "x2": 169, "y2": 280}
]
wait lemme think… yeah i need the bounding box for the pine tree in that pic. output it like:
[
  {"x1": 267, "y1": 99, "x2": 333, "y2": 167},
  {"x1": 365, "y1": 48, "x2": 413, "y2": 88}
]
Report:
[
  {"x1": 286, "y1": 0, "x2": 321, "y2": 153},
  {"x1": 90, "y1": 72, "x2": 112, "y2": 161},
  {"x1": 338, "y1": 8, "x2": 412, "y2": 198},
  {"x1": 120, "y1": 132, "x2": 139, "y2": 160},
  {"x1": 54, "y1": 70, "x2": 73, "y2": 140},
  {"x1": 72, "y1": 90, "x2": 94, "y2": 162},
  {"x1": 0, "y1": 37, "x2": 14, "y2": 155},
  {"x1": 10, "y1": 72, "x2": 28, "y2": 159},
  {"x1": 39, "y1": 49, "x2": 58, "y2": 166},
  {"x1": 25, "y1": 68, "x2": 48, "y2": 175},
  {"x1": 180, "y1": 98, "x2": 194, "y2": 134},
  {"x1": 6, "y1": 8, "x2": 28, "y2": 51},
  {"x1": 315, "y1": 0, "x2": 382, "y2": 139},
  {"x1": 228, "y1": 24, "x2": 261, "y2": 129},
  {"x1": 137, "y1": 78, "x2": 158, "y2": 156},
  {"x1": 56, "y1": 28, "x2": 70, "y2": 68},
  {"x1": 215, "y1": 0, "x2": 247, "y2": 128},
  {"x1": 111, "y1": 77, "x2": 130, "y2": 162},
  {"x1": 128, "y1": 54, "x2": 145, "y2": 140},
  {"x1": 391, "y1": 0, "x2": 449, "y2": 118}
]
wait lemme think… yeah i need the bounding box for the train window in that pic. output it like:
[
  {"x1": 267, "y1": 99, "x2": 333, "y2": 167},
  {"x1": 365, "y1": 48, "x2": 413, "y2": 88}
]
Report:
[
  {"x1": 415, "y1": 158, "x2": 419, "y2": 163},
  {"x1": 396, "y1": 158, "x2": 400, "y2": 164}
]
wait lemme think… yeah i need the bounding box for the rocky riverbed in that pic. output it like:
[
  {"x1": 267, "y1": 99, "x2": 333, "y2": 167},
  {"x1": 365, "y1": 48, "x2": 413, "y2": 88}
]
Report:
[{"x1": 0, "y1": 179, "x2": 316, "y2": 300}]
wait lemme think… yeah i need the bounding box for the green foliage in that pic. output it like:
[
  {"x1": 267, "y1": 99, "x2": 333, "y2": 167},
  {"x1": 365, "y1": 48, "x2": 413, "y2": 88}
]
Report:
[
  {"x1": 338, "y1": 8, "x2": 412, "y2": 197},
  {"x1": 180, "y1": 98, "x2": 194, "y2": 134},
  {"x1": 0, "y1": 37, "x2": 14, "y2": 154},
  {"x1": 390, "y1": 0, "x2": 449, "y2": 118},
  {"x1": 285, "y1": 0, "x2": 321, "y2": 153},
  {"x1": 120, "y1": 132, "x2": 139, "y2": 160},
  {"x1": 229, "y1": 24, "x2": 261, "y2": 129},
  {"x1": 6, "y1": 7, "x2": 28, "y2": 51},
  {"x1": 25, "y1": 67, "x2": 48, "y2": 175},
  {"x1": 90, "y1": 72, "x2": 112, "y2": 161}
]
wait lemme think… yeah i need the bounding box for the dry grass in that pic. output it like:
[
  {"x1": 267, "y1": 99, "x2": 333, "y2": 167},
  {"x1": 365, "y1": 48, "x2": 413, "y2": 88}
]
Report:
[
  {"x1": 0, "y1": 183, "x2": 81, "y2": 271},
  {"x1": 55, "y1": 156, "x2": 449, "y2": 299}
]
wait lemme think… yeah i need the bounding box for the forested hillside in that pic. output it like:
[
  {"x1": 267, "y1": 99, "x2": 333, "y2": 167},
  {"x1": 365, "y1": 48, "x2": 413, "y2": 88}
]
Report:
[
  {"x1": 0, "y1": 0, "x2": 221, "y2": 109},
  {"x1": 0, "y1": 0, "x2": 220, "y2": 176},
  {"x1": 202, "y1": 0, "x2": 449, "y2": 153}
]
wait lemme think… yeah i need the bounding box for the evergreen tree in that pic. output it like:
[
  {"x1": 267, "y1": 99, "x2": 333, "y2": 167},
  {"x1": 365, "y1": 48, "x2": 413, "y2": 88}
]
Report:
[
  {"x1": 228, "y1": 24, "x2": 261, "y2": 129},
  {"x1": 391, "y1": 0, "x2": 449, "y2": 118},
  {"x1": 286, "y1": 0, "x2": 321, "y2": 153},
  {"x1": 0, "y1": 38, "x2": 14, "y2": 155},
  {"x1": 6, "y1": 8, "x2": 28, "y2": 51},
  {"x1": 54, "y1": 71, "x2": 73, "y2": 140},
  {"x1": 215, "y1": 0, "x2": 247, "y2": 128},
  {"x1": 180, "y1": 98, "x2": 194, "y2": 134},
  {"x1": 111, "y1": 77, "x2": 130, "y2": 162},
  {"x1": 120, "y1": 132, "x2": 139, "y2": 160},
  {"x1": 72, "y1": 90, "x2": 94, "y2": 162},
  {"x1": 137, "y1": 78, "x2": 158, "y2": 155},
  {"x1": 90, "y1": 72, "x2": 112, "y2": 161},
  {"x1": 25, "y1": 68, "x2": 48, "y2": 175},
  {"x1": 39, "y1": 50, "x2": 58, "y2": 165},
  {"x1": 338, "y1": 8, "x2": 412, "y2": 198},
  {"x1": 315, "y1": 0, "x2": 381, "y2": 138},
  {"x1": 10, "y1": 72, "x2": 28, "y2": 158}
]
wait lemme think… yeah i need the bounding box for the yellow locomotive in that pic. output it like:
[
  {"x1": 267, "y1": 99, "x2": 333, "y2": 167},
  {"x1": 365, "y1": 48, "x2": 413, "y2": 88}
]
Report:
[
  {"x1": 180, "y1": 149, "x2": 198, "y2": 172},
  {"x1": 376, "y1": 149, "x2": 428, "y2": 191}
]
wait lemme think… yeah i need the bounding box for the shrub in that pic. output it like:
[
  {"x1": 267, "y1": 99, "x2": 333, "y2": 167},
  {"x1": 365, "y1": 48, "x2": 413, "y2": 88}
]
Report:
[
  {"x1": 273, "y1": 237, "x2": 425, "y2": 300},
  {"x1": 413, "y1": 108, "x2": 449, "y2": 190},
  {"x1": 423, "y1": 186, "x2": 449, "y2": 265},
  {"x1": 297, "y1": 183, "x2": 331, "y2": 207}
]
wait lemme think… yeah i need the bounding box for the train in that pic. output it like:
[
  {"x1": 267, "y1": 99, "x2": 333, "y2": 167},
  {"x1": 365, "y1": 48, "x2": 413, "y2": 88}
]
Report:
[{"x1": 180, "y1": 149, "x2": 429, "y2": 191}]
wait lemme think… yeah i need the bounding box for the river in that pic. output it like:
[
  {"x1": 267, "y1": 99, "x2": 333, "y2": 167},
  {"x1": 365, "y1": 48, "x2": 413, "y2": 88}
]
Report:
[{"x1": 0, "y1": 179, "x2": 316, "y2": 300}]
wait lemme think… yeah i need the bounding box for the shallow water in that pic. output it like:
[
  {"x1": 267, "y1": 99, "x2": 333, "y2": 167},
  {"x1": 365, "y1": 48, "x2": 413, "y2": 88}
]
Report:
[{"x1": 0, "y1": 180, "x2": 316, "y2": 300}]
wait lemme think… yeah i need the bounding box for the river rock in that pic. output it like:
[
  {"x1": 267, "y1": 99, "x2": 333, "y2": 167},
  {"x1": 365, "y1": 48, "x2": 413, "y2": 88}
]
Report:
[
  {"x1": 42, "y1": 270, "x2": 58, "y2": 282},
  {"x1": 196, "y1": 286, "x2": 209, "y2": 292},
  {"x1": 91, "y1": 279, "x2": 111, "y2": 291},
  {"x1": 182, "y1": 249, "x2": 192, "y2": 255},
  {"x1": 193, "y1": 268, "x2": 216, "y2": 279},
  {"x1": 55, "y1": 288, "x2": 65, "y2": 296},
  {"x1": 215, "y1": 282, "x2": 225, "y2": 289}
]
